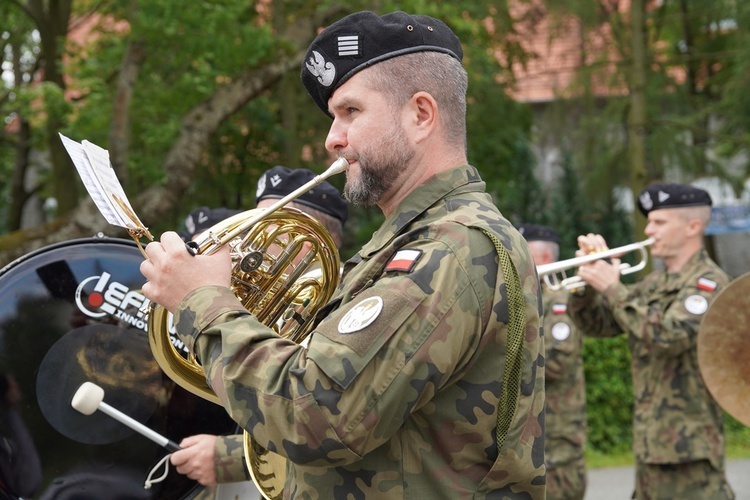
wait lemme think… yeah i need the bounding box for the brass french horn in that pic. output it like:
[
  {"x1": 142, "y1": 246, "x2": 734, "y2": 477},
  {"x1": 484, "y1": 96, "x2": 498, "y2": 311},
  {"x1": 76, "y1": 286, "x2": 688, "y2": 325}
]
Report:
[{"x1": 148, "y1": 158, "x2": 348, "y2": 499}]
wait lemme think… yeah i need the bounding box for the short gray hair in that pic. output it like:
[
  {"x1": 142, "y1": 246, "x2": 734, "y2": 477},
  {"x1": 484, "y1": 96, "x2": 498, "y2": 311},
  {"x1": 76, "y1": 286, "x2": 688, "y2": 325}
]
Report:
[
  {"x1": 362, "y1": 52, "x2": 468, "y2": 149},
  {"x1": 678, "y1": 205, "x2": 712, "y2": 232}
]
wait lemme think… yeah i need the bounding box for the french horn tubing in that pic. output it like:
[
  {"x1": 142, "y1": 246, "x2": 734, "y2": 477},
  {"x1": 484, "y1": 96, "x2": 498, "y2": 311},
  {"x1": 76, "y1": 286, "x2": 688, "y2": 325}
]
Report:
[{"x1": 148, "y1": 157, "x2": 348, "y2": 499}]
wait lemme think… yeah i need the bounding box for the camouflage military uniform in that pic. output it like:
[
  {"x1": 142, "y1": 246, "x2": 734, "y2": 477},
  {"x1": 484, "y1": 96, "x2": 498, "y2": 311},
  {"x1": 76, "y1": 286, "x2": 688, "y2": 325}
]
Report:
[
  {"x1": 568, "y1": 249, "x2": 734, "y2": 499},
  {"x1": 542, "y1": 286, "x2": 587, "y2": 500},
  {"x1": 174, "y1": 165, "x2": 546, "y2": 499},
  {"x1": 214, "y1": 434, "x2": 250, "y2": 483},
  {"x1": 187, "y1": 435, "x2": 250, "y2": 500}
]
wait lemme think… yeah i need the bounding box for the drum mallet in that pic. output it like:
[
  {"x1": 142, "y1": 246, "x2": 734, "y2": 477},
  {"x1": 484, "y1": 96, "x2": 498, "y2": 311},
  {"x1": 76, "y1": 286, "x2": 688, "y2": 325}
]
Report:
[{"x1": 71, "y1": 381, "x2": 181, "y2": 452}]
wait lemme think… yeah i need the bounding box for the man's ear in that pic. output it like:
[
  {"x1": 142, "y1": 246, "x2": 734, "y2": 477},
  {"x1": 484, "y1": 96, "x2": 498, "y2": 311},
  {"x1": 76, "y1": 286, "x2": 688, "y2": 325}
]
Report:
[
  {"x1": 408, "y1": 91, "x2": 437, "y2": 143},
  {"x1": 687, "y1": 217, "x2": 704, "y2": 237}
]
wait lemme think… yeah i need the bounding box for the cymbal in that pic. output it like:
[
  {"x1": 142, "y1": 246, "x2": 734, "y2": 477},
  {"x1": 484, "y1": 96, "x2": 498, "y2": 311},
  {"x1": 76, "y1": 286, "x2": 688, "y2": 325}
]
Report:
[{"x1": 698, "y1": 272, "x2": 750, "y2": 427}]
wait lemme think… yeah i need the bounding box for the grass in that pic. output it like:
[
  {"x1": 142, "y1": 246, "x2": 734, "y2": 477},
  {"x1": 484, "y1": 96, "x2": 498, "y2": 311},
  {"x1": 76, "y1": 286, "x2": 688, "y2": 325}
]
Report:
[
  {"x1": 726, "y1": 426, "x2": 750, "y2": 459},
  {"x1": 585, "y1": 448, "x2": 634, "y2": 469},
  {"x1": 585, "y1": 425, "x2": 750, "y2": 469}
]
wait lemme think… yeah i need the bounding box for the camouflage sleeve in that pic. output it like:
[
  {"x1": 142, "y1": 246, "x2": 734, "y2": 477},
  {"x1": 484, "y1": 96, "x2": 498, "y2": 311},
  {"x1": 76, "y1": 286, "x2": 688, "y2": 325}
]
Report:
[
  {"x1": 214, "y1": 434, "x2": 250, "y2": 483},
  {"x1": 566, "y1": 283, "x2": 625, "y2": 338},
  {"x1": 604, "y1": 271, "x2": 725, "y2": 356},
  {"x1": 174, "y1": 235, "x2": 491, "y2": 467}
]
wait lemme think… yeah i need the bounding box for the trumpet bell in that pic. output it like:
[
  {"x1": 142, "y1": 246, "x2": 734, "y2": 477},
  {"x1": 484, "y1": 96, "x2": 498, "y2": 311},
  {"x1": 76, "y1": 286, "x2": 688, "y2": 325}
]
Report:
[{"x1": 698, "y1": 272, "x2": 750, "y2": 427}]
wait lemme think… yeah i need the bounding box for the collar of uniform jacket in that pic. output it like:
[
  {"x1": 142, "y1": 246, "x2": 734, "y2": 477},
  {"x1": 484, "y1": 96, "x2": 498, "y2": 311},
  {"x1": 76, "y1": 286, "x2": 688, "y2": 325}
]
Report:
[
  {"x1": 358, "y1": 164, "x2": 485, "y2": 259},
  {"x1": 662, "y1": 248, "x2": 711, "y2": 289}
]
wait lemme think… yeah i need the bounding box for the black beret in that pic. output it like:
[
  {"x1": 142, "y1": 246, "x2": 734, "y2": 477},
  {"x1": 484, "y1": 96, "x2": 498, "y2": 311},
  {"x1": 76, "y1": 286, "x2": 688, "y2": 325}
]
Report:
[
  {"x1": 301, "y1": 11, "x2": 463, "y2": 116},
  {"x1": 517, "y1": 223, "x2": 561, "y2": 245},
  {"x1": 182, "y1": 206, "x2": 241, "y2": 239},
  {"x1": 256, "y1": 166, "x2": 348, "y2": 224},
  {"x1": 637, "y1": 183, "x2": 712, "y2": 216}
]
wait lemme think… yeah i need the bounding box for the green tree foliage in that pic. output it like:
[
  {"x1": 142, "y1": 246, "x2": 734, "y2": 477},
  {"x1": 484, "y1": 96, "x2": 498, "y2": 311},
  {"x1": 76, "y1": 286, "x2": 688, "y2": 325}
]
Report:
[
  {"x1": 716, "y1": 1, "x2": 750, "y2": 178},
  {"x1": 538, "y1": 0, "x2": 748, "y2": 237}
]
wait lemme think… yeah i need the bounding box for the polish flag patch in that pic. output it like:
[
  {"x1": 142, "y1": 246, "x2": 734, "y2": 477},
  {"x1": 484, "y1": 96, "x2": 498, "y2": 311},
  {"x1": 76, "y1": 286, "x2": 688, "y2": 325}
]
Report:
[
  {"x1": 697, "y1": 277, "x2": 718, "y2": 292},
  {"x1": 385, "y1": 249, "x2": 423, "y2": 273},
  {"x1": 552, "y1": 303, "x2": 567, "y2": 315}
]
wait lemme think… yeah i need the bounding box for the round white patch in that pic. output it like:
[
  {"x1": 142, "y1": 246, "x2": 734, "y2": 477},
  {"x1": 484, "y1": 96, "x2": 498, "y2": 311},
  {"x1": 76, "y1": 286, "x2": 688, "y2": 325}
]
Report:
[
  {"x1": 551, "y1": 322, "x2": 571, "y2": 341},
  {"x1": 338, "y1": 296, "x2": 383, "y2": 334},
  {"x1": 684, "y1": 295, "x2": 709, "y2": 315}
]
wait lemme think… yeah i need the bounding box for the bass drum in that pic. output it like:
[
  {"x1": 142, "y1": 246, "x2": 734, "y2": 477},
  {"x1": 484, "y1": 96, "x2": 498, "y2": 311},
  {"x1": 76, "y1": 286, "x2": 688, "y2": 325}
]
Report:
[{"x1": 0, "y1": 236, "x2": 237, "y2": 499}]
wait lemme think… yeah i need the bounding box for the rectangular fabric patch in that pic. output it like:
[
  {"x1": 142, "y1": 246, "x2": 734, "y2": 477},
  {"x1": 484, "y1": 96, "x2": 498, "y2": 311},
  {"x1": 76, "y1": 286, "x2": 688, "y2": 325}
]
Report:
[
  {"x1": 552, "y1": 303, "x2": 567, "y2": 315},
  {"x1": 337, "y1": 35, "x2": 360, "y2": 57},
  {"x1": 385, "y1": 249, "x2": 423, "y2": 273},
  {"x1": 697, "y1": 277, "x2": 717, "y2": 292}
]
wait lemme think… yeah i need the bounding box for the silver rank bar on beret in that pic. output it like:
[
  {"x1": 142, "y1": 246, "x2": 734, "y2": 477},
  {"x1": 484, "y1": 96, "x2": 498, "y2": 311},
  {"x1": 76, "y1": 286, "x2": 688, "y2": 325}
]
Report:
[{"x1": 337, "y1": 35, "x2": 360, "y2": 57}]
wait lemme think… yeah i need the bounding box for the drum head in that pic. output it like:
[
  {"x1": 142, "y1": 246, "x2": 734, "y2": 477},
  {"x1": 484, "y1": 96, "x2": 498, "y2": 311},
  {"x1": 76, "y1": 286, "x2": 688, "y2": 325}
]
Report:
[
  {"x1": 698, "y1": 272, "x2": 750, "y2": 427},
  {"x1": 0, "y1": 237, "x2": 238, "y2": 499}
]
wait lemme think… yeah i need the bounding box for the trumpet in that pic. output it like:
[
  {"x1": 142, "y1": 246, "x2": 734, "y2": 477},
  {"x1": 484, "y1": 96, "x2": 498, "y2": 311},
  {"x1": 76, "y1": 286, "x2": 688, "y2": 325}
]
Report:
[{"x1": 537, "y1": 238, "x2": 655, "y2": 291}]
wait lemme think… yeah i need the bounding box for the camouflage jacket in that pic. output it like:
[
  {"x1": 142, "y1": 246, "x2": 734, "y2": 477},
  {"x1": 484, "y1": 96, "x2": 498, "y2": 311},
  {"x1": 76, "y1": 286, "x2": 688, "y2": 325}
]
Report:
[
  {"x1": 542, "y1": 285, "x2": 587, "y2": 469},
  {"x1": 567, "y1": 249, "x2": 729, "y2": 467},
  {"x1": 214, "y1": 434, "x2": 250, "y2": 483},
  {"x1": 175, "y1": 165, "x2": 546, "y2": 499}
]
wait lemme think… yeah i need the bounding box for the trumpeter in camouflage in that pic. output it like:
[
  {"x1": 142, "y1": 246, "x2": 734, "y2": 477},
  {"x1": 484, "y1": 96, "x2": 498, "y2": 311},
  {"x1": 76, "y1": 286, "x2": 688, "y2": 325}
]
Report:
[
  {"x1": 520, "y1": 223, "x2": 587, "y2": 500},
  {"x1": 568, "y1": 183, "x2": 734, "y2": 500}
]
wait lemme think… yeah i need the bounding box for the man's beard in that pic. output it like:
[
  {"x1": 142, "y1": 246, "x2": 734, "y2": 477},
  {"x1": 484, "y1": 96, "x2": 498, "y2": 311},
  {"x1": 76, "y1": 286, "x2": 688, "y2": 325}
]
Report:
[{"x1": 344, "y1": 124, "x2": 414, "y2": 206}]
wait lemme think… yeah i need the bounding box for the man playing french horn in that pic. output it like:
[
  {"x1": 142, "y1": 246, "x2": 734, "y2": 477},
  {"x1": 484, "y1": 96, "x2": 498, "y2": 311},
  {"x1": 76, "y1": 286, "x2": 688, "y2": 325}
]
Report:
[
  {"x1": 141, "y1": 8, "x2": 545, "y2": 499},
  {"x1": 568, "y1": 183, "x2": 734, "y2": 499},
  {"x1": 140, "y1": 10, "x2": 546, "y2": 499}
]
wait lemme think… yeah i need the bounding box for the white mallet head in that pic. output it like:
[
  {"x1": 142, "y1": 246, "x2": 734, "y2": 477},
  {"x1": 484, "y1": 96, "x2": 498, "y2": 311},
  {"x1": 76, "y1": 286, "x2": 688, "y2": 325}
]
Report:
[{"x1": 71, "y1": 381, "x2": 105, "y2": 415}]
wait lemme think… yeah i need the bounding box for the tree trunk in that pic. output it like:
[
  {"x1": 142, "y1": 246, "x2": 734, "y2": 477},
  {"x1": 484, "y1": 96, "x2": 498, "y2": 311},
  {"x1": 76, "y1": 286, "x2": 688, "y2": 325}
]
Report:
[
  {"x1": 8, "y1": 119, "x2": 32, "y2": 232},
  {"x1": 28, "y1": 0, "x2": 78, "y2": 215},
  {"x1": 109, "y1": 0, "x2": 144, "y2": 181},
  {"x1": 627, "y1": 0, "x2": 649, "y2": 239},
  {"x1": 109, "y1": 40, "x2": 146, "y2": 181}
]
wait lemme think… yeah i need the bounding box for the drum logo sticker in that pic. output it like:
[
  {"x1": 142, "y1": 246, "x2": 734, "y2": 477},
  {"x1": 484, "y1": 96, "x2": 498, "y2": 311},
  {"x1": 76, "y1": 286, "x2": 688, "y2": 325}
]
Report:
[
  {"x1": 338, "y1": 296, "x2": 383, "y2": 334},
  {"x1": 75, "y1": 272, "x2": 150, "y2": 330}
]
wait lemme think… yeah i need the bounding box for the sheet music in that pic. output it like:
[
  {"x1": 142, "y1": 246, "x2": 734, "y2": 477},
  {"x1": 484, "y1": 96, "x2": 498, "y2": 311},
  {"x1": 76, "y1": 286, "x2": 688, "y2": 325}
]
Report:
[{"x1": 59, "y1": 133, "x2": 144, "y2": 230}]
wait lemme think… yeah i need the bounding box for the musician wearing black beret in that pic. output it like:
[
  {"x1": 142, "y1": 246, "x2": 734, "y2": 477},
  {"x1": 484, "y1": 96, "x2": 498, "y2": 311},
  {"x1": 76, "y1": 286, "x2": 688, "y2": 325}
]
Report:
[
  {"x1": 637, "y1": 182, "x2": 713, "y2": 215},
  {"x1": 170, "y1": 167, "x2": 348, "y2": 491},
  {"x1": 569, "y1": 183, "x2": 734, "y2": 499},
  {"x1": 519, "y1": 223, "x2": 588, "y2": 499},
  {"x1": 256, "y1": 165, "x2": 348, "y2": 247},
  {"x1": 141, "y1": 10, "x2": 545, "y2": 498},
  {"x1": 181, "y1": 206, "x2": 241, "y2": 241},
  {"x1": 518, "y1": 223, "x2": 561, "y2": 246}
]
